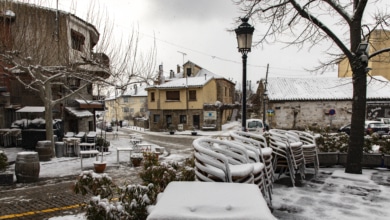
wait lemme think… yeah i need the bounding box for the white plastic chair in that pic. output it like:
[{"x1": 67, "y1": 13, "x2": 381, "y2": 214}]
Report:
[
  {"x1": 268, "y1": 129, "x2": 305, "y2": 187},
  {"x1": 289, "y1": 130, "x2": 320, "y2": 177},
  {"x1": 229, "y1": 131, "x2": 274, "y2": 203},
  {"x1": 193, "y1": 137, "x2": 254, "y2": 184}
]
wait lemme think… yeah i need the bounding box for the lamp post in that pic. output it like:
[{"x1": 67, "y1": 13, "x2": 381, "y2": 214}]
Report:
[{"x1": 235, "y1": 17, "x2": 254, "y2": 131}]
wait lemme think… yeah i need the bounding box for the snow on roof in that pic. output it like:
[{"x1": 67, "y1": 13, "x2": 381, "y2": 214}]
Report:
[
  {"x1": 122, "y1": 84, "x2": 148, "y2": 97},
  {"x1": 75, "y1": 99, "x2": 103, "y2": 105},
  {"x1": 16, "y1": 106, "x2": 45, "y2": 113},
  {"x1": 148, "y1": 75, "x2": 214, "y2": 89},
  {"x1": 65, "y1": 107, "x2": 93, "y2": 118},
  {"x1": 194, "y1": 68, "x2": 224, "y2": 79},
  {"x1": 266, "y1": 76, "x2": 390, "y2": 101}
]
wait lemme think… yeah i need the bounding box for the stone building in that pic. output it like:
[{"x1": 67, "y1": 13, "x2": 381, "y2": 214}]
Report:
[
  {"x1": 0, "y1": 1, "x2": 109, "y2": 133},
  {"x1": 257, "y1": 76, "x2": 390, "y2": 130}
]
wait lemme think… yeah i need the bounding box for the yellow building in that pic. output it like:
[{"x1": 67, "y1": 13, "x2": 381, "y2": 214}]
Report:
[
  {"x1": 104, "y1": 84, "x2": 147, "y2": 125},
  {"x1": 146, "y1": 61, "x2": 236, "y2": 132},
  {"x1": 338, "y1": 29, "x2": 390, "y2": 79}
]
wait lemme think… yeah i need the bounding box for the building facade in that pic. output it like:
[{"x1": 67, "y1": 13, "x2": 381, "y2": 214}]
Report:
[
  {"x1": 338, "y1": 29, "x2": 390, "y2": 79},
  {"x1": 257, "y1": 76, "x2": 390, "y2": 130},
  {"x1": 147, "y1": 61, "x2": 236, "y2": 132},
  {"x1": 0, "y1": 1, "x2": 109, "y2": 132}
]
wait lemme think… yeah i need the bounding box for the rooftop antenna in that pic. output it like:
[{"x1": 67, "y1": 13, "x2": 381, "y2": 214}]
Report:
[{"x1": 177, "y1": 51, "x2": 187, "y2": 65}]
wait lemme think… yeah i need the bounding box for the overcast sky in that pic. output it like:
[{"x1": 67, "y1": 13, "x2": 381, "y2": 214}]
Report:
[{"x1": 27, "y1": 0, "x2": 388, "y2": 90}]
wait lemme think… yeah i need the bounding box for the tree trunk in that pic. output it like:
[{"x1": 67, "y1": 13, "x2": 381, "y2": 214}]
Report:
[
  {"x1": 44, "y1": 82, "x2": 55, "y2": 156},
  {"x1": 345, "y1": 60, "x2": 367, "y2": 174}
]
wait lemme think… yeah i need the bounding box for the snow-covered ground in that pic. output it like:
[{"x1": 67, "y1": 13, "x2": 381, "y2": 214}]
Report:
[{"x1": 2, "y1": 121, "x2": 390, "y2": 220}]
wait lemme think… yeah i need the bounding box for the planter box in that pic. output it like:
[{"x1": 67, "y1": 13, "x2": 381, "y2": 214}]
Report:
[
  {"x1": 384, "y1": 155, "x2": 390, "y2": 168},
  {"x1": 319, "y1": 152, "x2": 386, "y2": 168},
  {"x1": 362, "y1": 153, "x2": 383, "y2": 168},
  {"x1": 318, "y1": 152, "x2": 338, "y2": 167},
  {"x1": 338, "y1": 153, "x2": 347, "y2": 166},
  {"x1": 0, "y1": 172, "x2": 14, "y2": 185}
]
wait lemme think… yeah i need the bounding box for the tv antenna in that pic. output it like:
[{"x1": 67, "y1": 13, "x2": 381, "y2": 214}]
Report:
[{"x1": 177, "y1": 51, "x2": 187, "y2": 65}]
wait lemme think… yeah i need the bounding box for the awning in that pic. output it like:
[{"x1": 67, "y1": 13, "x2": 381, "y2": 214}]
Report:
[
  {"x1": 65, "y1": 107, "x2": 93, "y2": 118},
  {"x1": 75, "y1": 99, "x2": 104, "y2": 109},
  {"x1": 16, "y1": 106, "x2": 45, "y2": 113}
]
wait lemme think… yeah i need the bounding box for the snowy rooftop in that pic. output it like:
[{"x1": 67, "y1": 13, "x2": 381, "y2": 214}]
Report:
[
  {"x1": 148, "y1": 75, "x2": 214, "y2": 89},
  {"x1": 65, "y1": 107, "x2": 93, "y2": 118},
  {"x1": 266, "y1": 76, "x2": 390, "y2": 101}
]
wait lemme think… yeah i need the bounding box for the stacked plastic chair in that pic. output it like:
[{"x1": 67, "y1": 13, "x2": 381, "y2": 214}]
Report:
[
  {"x1": 289, "y1": 130, "x2": 320, "y2": 177},
  {"x1": 268, "y1": 129, "x2": 305, "y2": 187},
  {"x1": 193, "y1": 137, "x2": 255, "y2": 184},
  {"x1": 229, "y1": 131, "x2": 274, "y2": 201}
]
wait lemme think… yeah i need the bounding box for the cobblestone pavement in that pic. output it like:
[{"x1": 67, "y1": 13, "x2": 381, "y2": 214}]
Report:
[
  {"x1": 0, "y1": 166, "x2": 145, "y2": 220},
  {"x1": 0, "y1": 128, "x2": 192, "y2": 220}
]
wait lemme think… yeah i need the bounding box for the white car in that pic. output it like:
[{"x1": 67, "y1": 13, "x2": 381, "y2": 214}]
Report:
[{"x1": 246, "y1": 119, "x2": 266, "y2": 134}]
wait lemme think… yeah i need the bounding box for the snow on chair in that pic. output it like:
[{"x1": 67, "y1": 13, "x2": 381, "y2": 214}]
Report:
[
  {"x1": 193, "y1": 137, "x2": 254, "y2": 184},
  {"x1": 289, "y1": 130, "x2": 320, "y2": 177},
  {"x1": 229, "y1": 131, "x2": 274, "y2": 202},
  {"x1": 268, "y1": 129, "x2": 305, "y2": 187}
]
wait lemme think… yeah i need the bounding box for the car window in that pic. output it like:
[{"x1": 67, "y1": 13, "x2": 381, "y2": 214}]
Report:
[{"x1": 248, "y1": 121, "x2": 257, "y2": 128}]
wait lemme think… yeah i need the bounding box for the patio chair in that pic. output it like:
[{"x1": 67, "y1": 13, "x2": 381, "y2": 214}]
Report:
[
  {"x1": 75, "y1": 132, "x2": 86, "y2": 142},
  {"x1": 289, "y1": 130, "x2": 320, "y2": 177},
  {"x1": 268, "y1": 129, "x2": 305, "y2": 187},
  {"x1": 229, "y1": 131, "x2": 274, "y2": 201},
  {"x1": 193, "y1": 137, "x2": 254, "y2": 184},
  {"x1": 64, "y1": 132, "x2": 75, "y2": 138},
  {"x1": 86, "y1": 132, "x2": 96, "y2": 143}
]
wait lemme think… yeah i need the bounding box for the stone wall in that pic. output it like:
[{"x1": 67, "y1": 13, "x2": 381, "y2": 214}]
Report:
[{"x1": 268, "y1": 100, "x2": 352, "y2": 130}]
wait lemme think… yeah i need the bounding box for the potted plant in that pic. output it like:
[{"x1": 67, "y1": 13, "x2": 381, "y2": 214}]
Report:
[
  {"x1": 0, "y1": 150, "x2": 13, "y2": 185},
  {"x1": 96, "y1": 136, "x2": 110, "y2": 152},
  {"x1": 168, "y1": 124, "x2": 175, "y2": 135},
  {"x1": 191, "y1": 126, "x2": 197, "y2": 136},
  {"x1": 94, "y1": 136, "x2": 109, "y2": 173},
  {"x1": 130, "y1": 153, "x2": 143, "y2": 167}
]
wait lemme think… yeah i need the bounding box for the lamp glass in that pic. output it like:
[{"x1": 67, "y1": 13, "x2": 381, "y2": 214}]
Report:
[
  {"x1": 235, "y1": 18, "x2": 254, "y2": 53},
  {"x1": 356, "y1": 43, "x2": 369, "y2": 54}
]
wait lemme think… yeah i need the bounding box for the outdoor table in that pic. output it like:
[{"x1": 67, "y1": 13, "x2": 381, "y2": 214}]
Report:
[
  {"x1": 116, "y1": 147, "x2": 134, "y2": 164},
  {"x1": 136, "y1": 143, "x2": 153, "y2": 151},
  {"x1": 147, "y1": 181, "x2": 276, "y2": 220}
]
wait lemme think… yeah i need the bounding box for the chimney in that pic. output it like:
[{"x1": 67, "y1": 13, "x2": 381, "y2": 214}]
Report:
[
  {"x1": 177, "y1": 65, "x2": 180, "y2": 73},
  {"x1": 170, "y1": 70, "x2": 174, "y2": 79},
  {"x1": 157, "y1": 64, "x2": 164, "y2": 85},
  {"x1": 204, "y1": 73, "x2": 207, "y2": 80},
  {"x1": 134, "y1": 84, "x2": 138, "y2": 94}
]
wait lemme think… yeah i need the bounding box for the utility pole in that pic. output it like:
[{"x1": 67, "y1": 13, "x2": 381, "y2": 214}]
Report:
[{"x1": 263, "y1": 64, "x2": 269, "y2": 125}]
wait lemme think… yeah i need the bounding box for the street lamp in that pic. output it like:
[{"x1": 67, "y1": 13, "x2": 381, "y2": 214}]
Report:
[{"x1": 235, "y1": 17, "x2": 254, "y2": 131}]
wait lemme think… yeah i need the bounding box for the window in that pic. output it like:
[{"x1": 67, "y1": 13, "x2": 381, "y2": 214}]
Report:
[
  {"x1": 151, "y1": 92, "x2": 155, "y2": 102},
  {"x1": 130, "y1": 108, "x2": 134, "y2": 113},
  {"x1": 180, "y1": 115, "x2": 187, "y2": 123},
  {"x1": 71, "y1": 29, "x2": 85, "y2": 52},
  {"x1": 166, "y1": 91, "x2": 180, "y2": 101},
  {"x1": 186, "y1": 68, "x2": 192, "y2": 77},
  {"x1": 123, "y1": 97, "x2": 128, "y2": 103},
  {"x1": 140, "y1": 108, "x2": 145, "y2": 112},
  {"x1": 153, "y1": 114, "x2": 160, "y2": 123},
  {"x1": 189, "y1": 90, "x2": 196, "y2": 101},
  {"x1": 122, "y1": 107, "x2": 129, "y2": 112}
]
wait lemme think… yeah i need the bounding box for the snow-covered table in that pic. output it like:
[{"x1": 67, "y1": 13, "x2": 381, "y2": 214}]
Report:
[{"x1": 147, "y1": 181, "x2": 276, "y2": 220}]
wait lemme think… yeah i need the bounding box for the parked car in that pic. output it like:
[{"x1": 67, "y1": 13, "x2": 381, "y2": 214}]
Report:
[
  {"x1": 338, "y1": 120, "x2": 389, "y2": 137},
  {"x1": 374, "y1": 118, "x2": 390, "y2": 127},
  {"x1": 246, "y1": 119, "x2": 266, "y2": 134},
  {"x1": 97, "y1": 121, "x2": 113, "y2": 132}
]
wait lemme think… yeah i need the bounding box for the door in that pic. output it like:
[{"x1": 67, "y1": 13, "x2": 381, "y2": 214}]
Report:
[
  {"x1": 193, "y1": 115, "x2": 200, "y2": 129},
  {"x1": 166, "y1": 115, "x2": 172, "y2": 128}
]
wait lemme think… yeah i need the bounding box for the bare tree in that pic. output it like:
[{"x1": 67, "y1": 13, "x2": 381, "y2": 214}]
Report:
[
  {"x1": 235, "y1": 0, "x2": 390, "y2": 174},
  {"x1": 0, "y1": 0, "x2": 111, "y2": 152}
]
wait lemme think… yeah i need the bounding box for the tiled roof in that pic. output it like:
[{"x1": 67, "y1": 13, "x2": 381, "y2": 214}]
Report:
[{"x1": 266, "y1": 76, "x2": 390, "y2": 101}]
